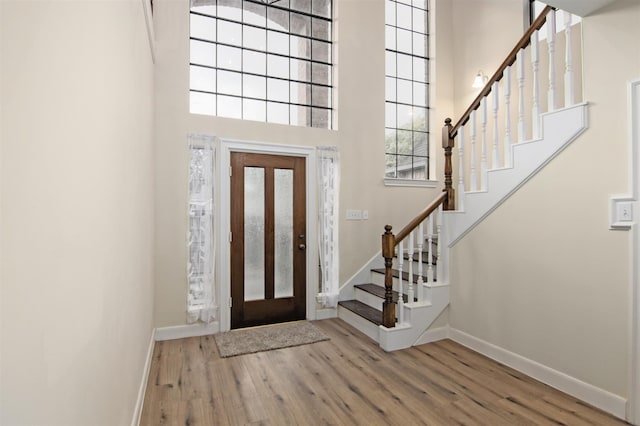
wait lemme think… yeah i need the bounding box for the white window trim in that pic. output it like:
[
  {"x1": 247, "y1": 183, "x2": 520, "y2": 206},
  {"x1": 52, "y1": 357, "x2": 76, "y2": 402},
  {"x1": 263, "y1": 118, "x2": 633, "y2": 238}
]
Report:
[{"x1": 384, "y1": 177, "x2": 438, "y2": 188}]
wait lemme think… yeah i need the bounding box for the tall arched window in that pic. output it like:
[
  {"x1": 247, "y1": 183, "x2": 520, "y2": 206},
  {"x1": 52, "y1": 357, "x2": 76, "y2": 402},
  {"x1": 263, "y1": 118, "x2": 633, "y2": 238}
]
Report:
[{"x1": 190, "y1": 0, "x2": 333, "y2": 129}]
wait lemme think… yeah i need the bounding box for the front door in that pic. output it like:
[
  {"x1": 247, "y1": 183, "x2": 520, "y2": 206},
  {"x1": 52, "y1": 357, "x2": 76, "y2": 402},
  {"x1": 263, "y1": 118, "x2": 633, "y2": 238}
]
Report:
[{"x1": 230, "y1": 152, "x2": 306, "y2": 329}]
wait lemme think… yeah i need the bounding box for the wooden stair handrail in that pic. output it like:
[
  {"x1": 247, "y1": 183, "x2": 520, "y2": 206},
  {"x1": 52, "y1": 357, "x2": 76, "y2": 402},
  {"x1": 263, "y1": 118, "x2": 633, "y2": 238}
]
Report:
[
  {"x1": 441, "y1": 5, "x2": 554, "y2": 212},
  {"x1": 450, "y1": 5, "x2": 554, "y2": 138},
  {"x1": 394, "y1": 192, "x2": 447, "y2": 245}
]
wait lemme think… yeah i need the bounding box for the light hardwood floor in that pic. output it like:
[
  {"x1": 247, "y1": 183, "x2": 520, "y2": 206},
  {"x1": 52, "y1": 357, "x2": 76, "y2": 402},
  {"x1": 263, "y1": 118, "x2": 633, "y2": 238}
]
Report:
[{"x1": 140, "y1": 318, "x2": 629, "y2": 425}]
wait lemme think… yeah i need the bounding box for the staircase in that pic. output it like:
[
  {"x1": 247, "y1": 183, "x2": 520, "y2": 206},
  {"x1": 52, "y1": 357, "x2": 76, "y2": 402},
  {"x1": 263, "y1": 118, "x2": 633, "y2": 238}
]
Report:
[
  {"x1": 338, "y1": 237, "x2": 451, "y2": 351},
  {"x1": 338, "y1": 246, "x2": 433, "y2": 337},
  {"x1": 335, "y1": 6, "x2": 585, "y2": 352}
]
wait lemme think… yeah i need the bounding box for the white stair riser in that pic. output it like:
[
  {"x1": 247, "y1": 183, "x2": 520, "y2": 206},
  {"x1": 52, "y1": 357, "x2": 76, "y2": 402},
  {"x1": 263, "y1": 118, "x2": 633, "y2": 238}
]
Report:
[
  {"x1": 337, "y1": 305, "x2": 380, "y2": 342},
  {"x1": 396, "y1": 258, "x2": 433, "y2": 273},
  {"x1": 370, "y1": 272, "x2": 435, "y2": 290},
  {"x1": 354, "y1": 287, "x2": 384, "y2": 311}
]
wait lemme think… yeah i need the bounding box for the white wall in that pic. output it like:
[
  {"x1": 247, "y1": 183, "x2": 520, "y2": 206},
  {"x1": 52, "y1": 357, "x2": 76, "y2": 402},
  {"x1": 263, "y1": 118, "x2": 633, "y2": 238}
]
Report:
[
  {"x1": 0, "y1": 1, "x2": 155, "y2": 424},
  {"x1": 449, "y1": 0, "x2": 640, "y2": 403},
  {"x1": 153, "y1": 0, "x2": 453, "y2": 327},
  {"x1": 451, "y1": 0, "x2": 524, "y2": 116}
]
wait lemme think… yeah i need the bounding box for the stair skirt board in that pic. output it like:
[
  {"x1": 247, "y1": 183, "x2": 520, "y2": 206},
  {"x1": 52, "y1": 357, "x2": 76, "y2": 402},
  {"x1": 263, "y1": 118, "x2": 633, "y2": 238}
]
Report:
[{"x1": 447, "y1": 103, "x2": 588, "y2": 246}]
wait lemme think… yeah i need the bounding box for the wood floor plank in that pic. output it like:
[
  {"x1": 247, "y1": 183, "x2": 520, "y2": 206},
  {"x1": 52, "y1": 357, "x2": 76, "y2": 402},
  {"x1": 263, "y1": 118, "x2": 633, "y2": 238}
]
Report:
[
  {"x1": 540, "y1": 394, "x2": 627, "y2": 426},
  {"x1": 140, "y1": 319, "x2": 628, "y2": 426}
]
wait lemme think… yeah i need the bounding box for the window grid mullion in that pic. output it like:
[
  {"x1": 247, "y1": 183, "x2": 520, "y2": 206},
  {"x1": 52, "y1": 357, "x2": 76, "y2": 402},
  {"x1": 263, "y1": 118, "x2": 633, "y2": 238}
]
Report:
[
  {"x1": 191, "y1": 37, "x2": 334, "y2": 67},
  {"x1": 190, "y1": 63, "x2": 332, "y2": 90},
  {"x1": 190, "y1": 89, "x2": 331, "y2": 110}
]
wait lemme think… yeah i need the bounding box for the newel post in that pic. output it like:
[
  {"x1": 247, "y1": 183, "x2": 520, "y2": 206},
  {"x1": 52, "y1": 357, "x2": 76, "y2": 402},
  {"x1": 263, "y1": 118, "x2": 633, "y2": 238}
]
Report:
[
  {"x1": 442, "y1": 118, "x2": 456, "y2": 210},
  {"x1": 381, "y1": 225, "x2": 396, "y2": 328}
]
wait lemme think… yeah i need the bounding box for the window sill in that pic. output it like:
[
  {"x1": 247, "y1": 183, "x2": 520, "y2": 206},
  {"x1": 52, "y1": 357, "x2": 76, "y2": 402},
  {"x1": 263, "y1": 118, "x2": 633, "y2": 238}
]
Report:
[{"x1": 384, "y1": 178, "x2": 438, "y2": 188}]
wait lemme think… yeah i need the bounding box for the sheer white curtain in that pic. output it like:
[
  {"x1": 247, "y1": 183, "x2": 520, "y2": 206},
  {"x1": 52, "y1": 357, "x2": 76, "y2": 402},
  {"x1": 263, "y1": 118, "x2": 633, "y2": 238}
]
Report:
[
  {"x1": 316, "y1": 146, "x2": 340, "y2": 308},
  {"x1": 187, "y1": 135, "x2": 216, "y2": 323}
]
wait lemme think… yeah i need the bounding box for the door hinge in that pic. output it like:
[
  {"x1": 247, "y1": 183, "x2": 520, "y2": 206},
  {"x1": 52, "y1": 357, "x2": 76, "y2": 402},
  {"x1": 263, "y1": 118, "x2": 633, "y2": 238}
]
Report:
[
  {"x1": 229, "y1": 297, "x2": 232, "y2": 307},
  {"x1": 229, "y1": 165, "x2": 232, "y2": 177},
  {"x1": 229, "y1": 231, "x2": 232, "y2": 243}
]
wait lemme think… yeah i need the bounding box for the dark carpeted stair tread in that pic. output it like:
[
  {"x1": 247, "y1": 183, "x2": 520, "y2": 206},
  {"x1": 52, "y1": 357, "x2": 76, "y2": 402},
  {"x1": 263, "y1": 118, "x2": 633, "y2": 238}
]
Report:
[
  {"x1": 338, "y1": 300, "x2": 383, "y2": 326},
  {"x1": 354, "y1": 283, "x2": 410, "y2": 303}
]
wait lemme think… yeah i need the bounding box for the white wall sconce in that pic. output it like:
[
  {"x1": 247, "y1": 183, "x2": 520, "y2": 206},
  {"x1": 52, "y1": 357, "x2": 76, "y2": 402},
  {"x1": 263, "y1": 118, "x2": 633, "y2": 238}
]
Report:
[{"x1": 472, "y1": 71, "x2": 488, "y2": 89}]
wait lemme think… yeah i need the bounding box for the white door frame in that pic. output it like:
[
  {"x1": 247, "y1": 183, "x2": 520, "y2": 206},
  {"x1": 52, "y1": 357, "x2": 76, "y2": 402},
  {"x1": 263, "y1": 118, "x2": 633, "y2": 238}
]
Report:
[
  {"x1": 629, "y1": 78, "x2": 640, "y2": 425},
  {"x1": 217, "y1": 139, "x2": 318, "y2": 332}
]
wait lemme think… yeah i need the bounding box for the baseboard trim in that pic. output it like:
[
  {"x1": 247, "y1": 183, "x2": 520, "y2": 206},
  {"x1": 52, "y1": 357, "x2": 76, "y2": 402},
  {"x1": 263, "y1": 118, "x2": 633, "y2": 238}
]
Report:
[
  {"x1": 154, "y1": 321, "x2": 220, "y2": 341},
  {"x1": 449, "y1": 328, "x2": 627, "y2": 420},
  {"x1": 131, "y1": 329, "x2": 156, "y2": 426},
  {"x1": 413, "y1": 325, "x2": 450, "y2": 346},
  {"x1": 315, "y1": 308, "x2": 338, "y2": 320}
]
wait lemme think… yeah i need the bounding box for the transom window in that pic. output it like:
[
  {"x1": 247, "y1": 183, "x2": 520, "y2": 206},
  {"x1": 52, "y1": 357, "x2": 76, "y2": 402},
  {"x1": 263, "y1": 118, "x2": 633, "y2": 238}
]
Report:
[
  {"x1": 189, "y1": 0, "x2": 333, "y2": 129},
  {"x1": 385, "y1": 0, "x2": 430, "y2": 180}
]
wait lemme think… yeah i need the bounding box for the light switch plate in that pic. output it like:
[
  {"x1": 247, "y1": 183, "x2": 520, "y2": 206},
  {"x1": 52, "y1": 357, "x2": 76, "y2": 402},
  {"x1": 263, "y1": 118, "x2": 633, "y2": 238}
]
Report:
[
  {"x1": 346, "y1": 209, "x2": 362, "y2": 220},
  {"x1": 617, "y1": 201, "x2": 633, "y2": 222},
  {"x1": 610, "y1": 196, "x2": 636, "y2": 230}
]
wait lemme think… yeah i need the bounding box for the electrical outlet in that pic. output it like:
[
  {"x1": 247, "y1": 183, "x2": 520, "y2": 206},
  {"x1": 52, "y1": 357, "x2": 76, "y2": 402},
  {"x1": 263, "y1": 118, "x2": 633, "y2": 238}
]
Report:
[
  {"x1": 346, "y1": 209, "x2": 362, "y2": 220},
  {"x1": 362, "y1": 210, "x2": 369, "y2": 220}
]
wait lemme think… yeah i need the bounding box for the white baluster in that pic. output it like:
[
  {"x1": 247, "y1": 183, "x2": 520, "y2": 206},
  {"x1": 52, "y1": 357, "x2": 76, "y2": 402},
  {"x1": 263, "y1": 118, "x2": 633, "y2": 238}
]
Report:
[
  {"x1": 504, "y1": 65, "x2": 512, "y2": 167},
  {"x1": 517, "y1": 49, "x2": 526, "y2": 143},
  {"x1": 480, "y1": 97, "x2": 488, "y2": 190},
  {"x1": 491, "y1": 81, "x2": 499, "y2": 169},
  {"x1": 564, "y1": 11, "x2": 574, "y2": 106},
  {"x1": 407, "y1": 232, "x2": 415, "y2": 304},
  {"x1": 531, "y1": 30, "x2": 540, "y2": 139},
  {"x1": 470, "y1": 110, "x2": 478, "y2": 191},
  {"x1": 427, "y1": 215, "x2": 434, "y2": 284},
  {"x1": 458, "y1": 126, "x2": 465, "y2": 211},
  {"x1": 416, "y1": 222, "x2": 424, "y2": 302},
  {"x1": 547, "y1": 9, "x2": 556, "y2": 112},
  {"x1": 397, "y1": 240, "x2": 404, "y2": 324},
  {"x1": 436, "y1": 206, "x2": 443, "y2": 284}
]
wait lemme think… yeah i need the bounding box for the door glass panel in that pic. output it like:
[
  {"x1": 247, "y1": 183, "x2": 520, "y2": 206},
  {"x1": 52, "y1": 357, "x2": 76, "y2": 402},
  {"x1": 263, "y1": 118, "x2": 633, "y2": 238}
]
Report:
[
  {"x1": 244, "y1": 167, "x2": 265, "y2": 301},
  {"x1": 274, "y1": 168, "x2": 294, "y2": 298}
]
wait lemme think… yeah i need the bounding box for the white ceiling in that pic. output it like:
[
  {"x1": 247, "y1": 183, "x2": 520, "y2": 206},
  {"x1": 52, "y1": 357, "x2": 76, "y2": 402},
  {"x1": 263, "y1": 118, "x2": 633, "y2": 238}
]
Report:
[{"x1": 539, "y1": 0, "x2": 618, "y2": 16}]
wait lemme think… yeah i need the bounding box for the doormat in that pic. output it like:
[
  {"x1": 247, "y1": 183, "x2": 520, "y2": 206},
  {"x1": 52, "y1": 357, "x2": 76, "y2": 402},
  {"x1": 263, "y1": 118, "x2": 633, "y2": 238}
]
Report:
[{"x1": 214, "y1": 321, "x2": 329, "y2": 358}]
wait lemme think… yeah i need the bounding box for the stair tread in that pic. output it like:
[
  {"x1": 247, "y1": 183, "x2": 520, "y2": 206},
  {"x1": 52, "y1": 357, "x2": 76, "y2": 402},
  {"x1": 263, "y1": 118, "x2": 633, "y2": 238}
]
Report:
[
  {"x1": 354, "y1": 283, "x2": 408, "y2": 303},
  {"x1": 338, "y1": 300, "x2": 383, "y2": 326},
  {"x1": 371, "y1": 268, "x2": 436, "y2": 283}
]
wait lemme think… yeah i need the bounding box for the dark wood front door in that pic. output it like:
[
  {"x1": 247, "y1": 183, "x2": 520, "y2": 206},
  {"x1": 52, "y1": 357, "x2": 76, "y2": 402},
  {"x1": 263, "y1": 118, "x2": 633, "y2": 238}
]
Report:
[{"x1": 230, "y1": 152, "x2": 306, "y2": 329}]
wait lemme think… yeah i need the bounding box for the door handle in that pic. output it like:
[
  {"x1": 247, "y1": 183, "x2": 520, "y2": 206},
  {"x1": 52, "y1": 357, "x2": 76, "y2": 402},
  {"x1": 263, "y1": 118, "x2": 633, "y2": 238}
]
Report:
[{"x1": 298, "y1": 243, "x2": 306, "y2": 250}]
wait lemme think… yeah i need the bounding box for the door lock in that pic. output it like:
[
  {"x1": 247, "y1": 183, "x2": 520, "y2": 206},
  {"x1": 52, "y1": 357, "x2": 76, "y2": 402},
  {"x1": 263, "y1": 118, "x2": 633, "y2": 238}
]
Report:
[{"x1": 298, "y1": 243, "x2": 306, "y2": 250}]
